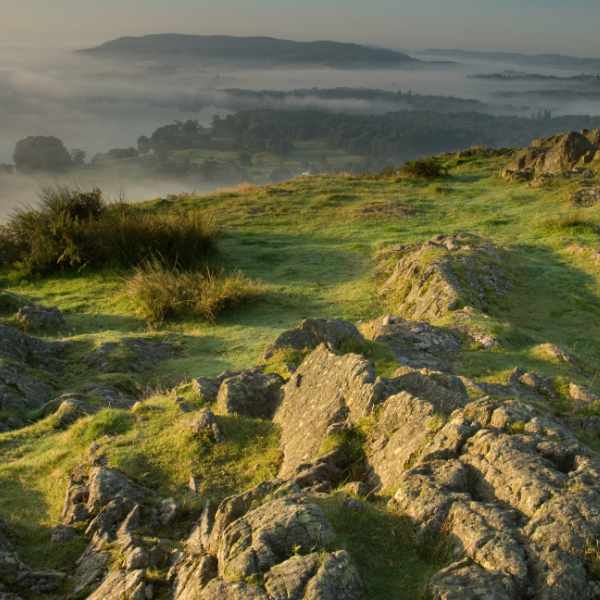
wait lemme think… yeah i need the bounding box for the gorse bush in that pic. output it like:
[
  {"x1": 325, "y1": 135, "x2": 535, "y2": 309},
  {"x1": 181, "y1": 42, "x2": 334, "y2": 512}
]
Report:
[
  {"x1": 127, "y1": 259, "x2": 264, "y2": 325},
  {"x1": 402, "y1": 158, "x2": 448, "y2": 179},
  {"x1": 0, "y1": 186, "x2": 216, "y2": 276}
]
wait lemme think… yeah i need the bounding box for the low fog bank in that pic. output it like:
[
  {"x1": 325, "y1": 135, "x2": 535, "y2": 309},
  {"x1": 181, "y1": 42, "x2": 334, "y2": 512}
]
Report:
[
  {"x1": 0, "y1": 170, "x2": 227, "y2": 221},
  {"x1": 4, "y1": 43, "x2": 600, "y2": 215},
  {"x1": 4, "y1": 44, "x2": 600, "y2": 163}
]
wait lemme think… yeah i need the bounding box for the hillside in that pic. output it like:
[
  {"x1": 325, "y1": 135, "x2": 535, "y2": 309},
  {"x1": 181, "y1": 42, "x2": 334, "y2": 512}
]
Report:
[
  {"x1": 423, "y1": 48, "x2": 600, "y2": 70},
  {"x1": 81, "y1": 34, "x2": 418, "y2": 67},
  {"x1": 3, "y1": 132, "x2": 600, "y2": 599}
]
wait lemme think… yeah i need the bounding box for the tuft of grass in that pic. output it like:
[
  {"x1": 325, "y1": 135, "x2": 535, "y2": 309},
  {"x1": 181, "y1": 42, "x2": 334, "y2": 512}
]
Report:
[
  {"x1": 539, "y1": 211, "x2": 600, "y2": 235},
  {"x1": 584, "y1": 538, "x2": 600, "y2": 580},
  {"x1": 402, "y1": 158, "x2": 449, "y2": 180},
  {"x1": 263, "y1": 347, "x2": 310, "y2": 379},
  {"x1": 0, "y1": 186, "x2": 216, "y2": 277},
  {"x1": 127, "y1": 260, "x2": 265, "y2": 325}
]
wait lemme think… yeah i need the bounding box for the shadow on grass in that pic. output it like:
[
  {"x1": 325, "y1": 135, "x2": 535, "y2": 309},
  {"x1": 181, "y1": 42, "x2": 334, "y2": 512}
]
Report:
[
  {"x1": 0, "y1": 474, "x2": 86, "y2": 576},
  {"x1": 459, "y1": 243, "x2": 600, "y2": 385}
]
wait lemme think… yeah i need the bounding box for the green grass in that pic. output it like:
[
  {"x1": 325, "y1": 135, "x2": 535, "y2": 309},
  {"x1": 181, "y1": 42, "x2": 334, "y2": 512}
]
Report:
[
  {"x1": 3, "y1": 150, "x2": 600, "y2": 593},
  {"x1": 319, "y1": 494, "x2": 451, "y2": 599}
]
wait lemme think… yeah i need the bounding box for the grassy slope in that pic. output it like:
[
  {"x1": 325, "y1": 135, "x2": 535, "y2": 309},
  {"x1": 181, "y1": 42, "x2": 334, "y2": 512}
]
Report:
[{"x1": 2, "y1": 151, "x2": 600, "y2": 597}]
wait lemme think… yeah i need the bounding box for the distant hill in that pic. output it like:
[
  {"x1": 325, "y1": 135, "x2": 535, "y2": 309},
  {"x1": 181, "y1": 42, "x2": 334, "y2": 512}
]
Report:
[
  {"x1": 422, "y1": 48, "x2": 600, "y2": 71},
  {"x1": 81, "y1": 34, "x2": 419, "y2": 67}
]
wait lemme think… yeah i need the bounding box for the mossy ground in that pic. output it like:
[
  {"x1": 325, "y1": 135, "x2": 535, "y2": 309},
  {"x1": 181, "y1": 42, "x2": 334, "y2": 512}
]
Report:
[{"x1": 3, "y1": 150, "x2": 600, "y2": 594}]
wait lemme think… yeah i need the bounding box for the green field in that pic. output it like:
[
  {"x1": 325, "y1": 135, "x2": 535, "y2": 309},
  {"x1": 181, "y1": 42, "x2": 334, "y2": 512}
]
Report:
[{"x1": 2, "y1": 149, "x2": 600, "y2": 597}]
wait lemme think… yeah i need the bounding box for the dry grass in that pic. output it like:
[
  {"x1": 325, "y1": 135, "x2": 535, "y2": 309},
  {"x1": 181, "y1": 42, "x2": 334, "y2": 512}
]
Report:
[
  {"x1": 0, "y1": 186, "x2": 217, "y2": 276},
  {"x1": 127, "y1": 259, "x2": 265, "y2": 325}
]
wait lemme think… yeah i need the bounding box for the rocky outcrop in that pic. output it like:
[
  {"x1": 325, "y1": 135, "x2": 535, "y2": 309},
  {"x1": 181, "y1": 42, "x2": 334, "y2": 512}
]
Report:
[
  {"x1": 274, "y1": 345, "x2": 389, "y2": 478},
  {"x1": 0, "y1": 324, "x2": 64, "y2": 424},
  {"x1": 502, "y1": 129, "x2": 600, "y2": 180},
  {"x1": 171, "y1": 480, "x2": 362, "y2": 600},
  {"x1": 378, "y1": 233, "x2": 509, "y2": 322},
  {"x1": 264, "y1": 319, "x2": 364, "y2": 359},
  {"x1": 385, "y1": 397, "x2": 600, "y2": 599},
  {"x1": 217, "y1": 369, "x2": 283, "y2": 419},
  {"x1": 84, "y1": 336, "x2": 175, "y2": 373},
  {"x1": 362, "y1": 315, "x2": 462, "y2": 371},
  {"x1": 571, "y1": 185, "x2": 600, "y2": 207},
  {"x1": 61, "y1": 466, "x2": 158, "y2": 598}
]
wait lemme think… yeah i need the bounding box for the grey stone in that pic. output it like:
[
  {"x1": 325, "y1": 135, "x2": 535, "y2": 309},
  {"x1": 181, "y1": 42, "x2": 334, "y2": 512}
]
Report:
[
  {"x1": 217, "y1": 369, "x2": 283, "y2": 420},
  {"x1": 264, "y1": 318, "x2": 364, "y2": 359}
]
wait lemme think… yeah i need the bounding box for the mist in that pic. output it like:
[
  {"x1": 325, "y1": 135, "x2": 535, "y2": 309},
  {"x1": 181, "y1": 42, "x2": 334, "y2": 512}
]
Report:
[{"x1": 3, "y1": 41, "x2": 600, "y2": 217}]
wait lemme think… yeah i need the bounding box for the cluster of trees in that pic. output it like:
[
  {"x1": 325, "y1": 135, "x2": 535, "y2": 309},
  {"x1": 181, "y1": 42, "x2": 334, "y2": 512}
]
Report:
[
  {"x1": 13, "y1": 137, "x2": 86, "y2": 173},
  {"x1": 12, "y1": 107, "x2": 600, "y2": 178},
  {"x1": 209, "y1": 109, "x2": 600, "y2": 159}
]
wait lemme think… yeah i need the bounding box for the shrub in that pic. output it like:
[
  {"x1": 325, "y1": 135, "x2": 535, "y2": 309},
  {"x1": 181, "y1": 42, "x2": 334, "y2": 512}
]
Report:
[
  {"x1": 402, "y1": 158, "x2": 448, "y2": 179},
  {"x1": 0, "y1": 186, "x2": 216, "y2": 276},
  {"x1": 127, "y1": 259, "x2": 264, "y2": 325}
]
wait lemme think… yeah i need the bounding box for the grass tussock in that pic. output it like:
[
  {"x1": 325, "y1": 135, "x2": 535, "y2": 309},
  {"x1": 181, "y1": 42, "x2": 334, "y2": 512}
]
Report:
[
  {"x1": 539, "y1": 211, "x2": 600, "y2": 235},
  {"x1": 127, "y1": 259, "x2": 265, "y2": 325},
  {"x1": 0, "y1": 186, "x2": 216, "y2": 277},
  {"x1": 402, "y1": 157, "x2": 449, "y2": 179}
]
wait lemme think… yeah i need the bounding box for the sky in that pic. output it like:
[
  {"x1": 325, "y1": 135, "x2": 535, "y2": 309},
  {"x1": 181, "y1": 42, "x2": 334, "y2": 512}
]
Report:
[{"x1": 3, "y1": 0, "x2": 600, "y2": 56}]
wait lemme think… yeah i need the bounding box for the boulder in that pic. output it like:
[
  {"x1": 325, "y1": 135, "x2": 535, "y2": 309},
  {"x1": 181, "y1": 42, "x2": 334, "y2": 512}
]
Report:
[
  {"x1": 265, "y1": 550, "x2": 362, "y2": 600},
  {"x1": 172, "y1": 479, "x2": 361, "y2": 600},
  {"x1": 216, "y1": 496, "x2": 334, "y2": 581},
  {"x1": 274, "y1": 345, "x2": 388, "y2": 477},
  {"x1": 86, "y1": 569, "x2": 146, "y2": 600},
  {"x1": 571, "y1": 186, "x2": 600, "y2": 207},
  {"x1": 217, "y1": 369, "x2": 283, "y2": 419},
  {"x1": 189, "y1": 408, "x2": 222, "y2": 442},
  {"x1": 363, "y1": 315, "x2": 461, "y2": 371},
  {"x1": 85, "y1": 336, "x2": 174, "y2": 373},
  {"x1": 264, "y1": 318, "x2": 364, "y2": 359}
]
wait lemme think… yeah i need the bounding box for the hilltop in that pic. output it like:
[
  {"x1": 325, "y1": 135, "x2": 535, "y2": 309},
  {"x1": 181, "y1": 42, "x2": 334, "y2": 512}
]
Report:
[
  {"x1": 2, "y1": 131, "x2": 600, "y2": 599},
  {"x1": 81, "y1": 34, "x2": 419, "y2": 67}
]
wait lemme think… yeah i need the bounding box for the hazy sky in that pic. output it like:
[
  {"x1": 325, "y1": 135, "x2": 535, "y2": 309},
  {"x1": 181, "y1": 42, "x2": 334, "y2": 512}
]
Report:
[{"x1": 3, "y1": 0, "x2": 600, "y2": 56}]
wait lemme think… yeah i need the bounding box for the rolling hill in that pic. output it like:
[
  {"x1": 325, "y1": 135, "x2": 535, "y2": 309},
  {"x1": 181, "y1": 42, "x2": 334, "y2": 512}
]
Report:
[{"x1": 81, "y1": 34, "x2": 419, "y2": 67}]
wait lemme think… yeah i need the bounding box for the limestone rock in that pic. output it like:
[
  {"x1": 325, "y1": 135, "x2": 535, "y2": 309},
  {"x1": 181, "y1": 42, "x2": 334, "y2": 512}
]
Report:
[
  {"x1": 199, "y1": 579, "x2": 269, "y2": 600},
  {"x1": 265, "y1": 550, "x2": 362, "y2": 600},
  {"x1": 506, "y1": 130, "x2": 599, "y2": 178},
  {"x1": 216, "y1": 497, "x2": 334, "y2": 581},
  {"x1": 85, "y1": 337, "x2": 174, "y2": 373},
  {"x1": 363, "y1": 315, "x2": 461, "y2": 371},
  {"x1": 383, "y1": 395, "x2": 600, "y2": 599},
  {"x1": 193, "y1": 372, "x2": 237, "y2": 403},
  {"x1": 571, "y1": 186, "x2": 600, "y2": 207},
  {"x1": 189, "y1": 409, "x2": 222, "y2": 442},
  {"x1": 86, "y1": 569, "x2": 146, "y2": 600},
  {"x1": 274, "y1": 344, "x2": 387, "y2": 477},
  {"x1": 367, "y1": 389, "x2": 470, "y2": 491},
  {"x1": 378, "y1": 233, "x2": 509, "y2": 322},
  {"x1": 217, "y1": 369, "x2": 283, "y2": 419},
  {"x1": 264, "y1": 318, "x2": 364, "y2": 359}
]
